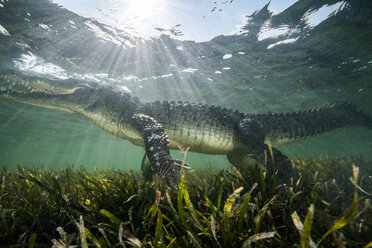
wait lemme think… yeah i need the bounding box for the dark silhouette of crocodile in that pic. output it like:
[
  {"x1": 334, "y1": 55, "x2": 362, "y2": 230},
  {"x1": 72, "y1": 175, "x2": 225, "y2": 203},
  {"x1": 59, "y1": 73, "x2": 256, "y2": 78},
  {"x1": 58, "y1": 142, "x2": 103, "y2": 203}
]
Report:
[{"x1": 1, "y1": 72, "x2": 371, "y2": 186}]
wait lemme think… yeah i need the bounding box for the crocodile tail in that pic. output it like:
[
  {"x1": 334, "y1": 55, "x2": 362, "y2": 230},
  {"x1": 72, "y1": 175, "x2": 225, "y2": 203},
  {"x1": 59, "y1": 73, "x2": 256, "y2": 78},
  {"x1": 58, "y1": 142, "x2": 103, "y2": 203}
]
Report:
[
  {"x1": 361, "y1": 108, "x2": 372, "y2": 130},
  {"x1": 334, "y1": 102, "x2": 372, "y2": 129},
  {"x1": 357, "y1": 106, "x2": 372, "y2": 130},
  {"x1": 254, "y1": 101, "x2": 372, "y2": 147}
]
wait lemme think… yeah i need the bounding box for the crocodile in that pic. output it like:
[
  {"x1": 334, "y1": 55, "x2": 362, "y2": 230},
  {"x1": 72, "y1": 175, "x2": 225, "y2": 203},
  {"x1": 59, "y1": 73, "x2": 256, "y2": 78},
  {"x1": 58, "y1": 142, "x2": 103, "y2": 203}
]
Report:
[{"x1": 1, "y1": 71, "x2": 371, "y2": 186}]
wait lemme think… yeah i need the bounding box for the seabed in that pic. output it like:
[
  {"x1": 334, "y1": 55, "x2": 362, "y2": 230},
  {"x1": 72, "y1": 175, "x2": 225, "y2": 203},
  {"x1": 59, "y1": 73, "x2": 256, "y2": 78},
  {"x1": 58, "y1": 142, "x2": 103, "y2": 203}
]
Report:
[{"x1": 0, "y1": 156, "x2": 371, "y2": 247}]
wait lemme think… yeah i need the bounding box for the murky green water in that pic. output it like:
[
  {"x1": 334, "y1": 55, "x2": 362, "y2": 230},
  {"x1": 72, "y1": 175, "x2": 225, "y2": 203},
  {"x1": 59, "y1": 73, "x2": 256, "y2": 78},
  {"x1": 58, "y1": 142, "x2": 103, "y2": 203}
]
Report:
[{"x1": 0, "y1": 0, "x2": 371, "y2": 171}]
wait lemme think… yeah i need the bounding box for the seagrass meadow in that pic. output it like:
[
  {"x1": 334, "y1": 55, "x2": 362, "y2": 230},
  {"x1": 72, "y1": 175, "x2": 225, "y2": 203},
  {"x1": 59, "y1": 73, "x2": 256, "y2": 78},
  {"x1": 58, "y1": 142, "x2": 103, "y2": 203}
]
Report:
[{"x1": 0, "y1": 156, "x2": 371, "y2": 248}]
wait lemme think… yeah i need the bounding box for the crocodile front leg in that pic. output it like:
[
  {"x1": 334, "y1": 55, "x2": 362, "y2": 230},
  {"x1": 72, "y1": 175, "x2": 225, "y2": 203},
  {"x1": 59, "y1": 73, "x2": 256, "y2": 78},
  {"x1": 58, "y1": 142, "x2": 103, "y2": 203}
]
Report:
[
  {"x1": 132, "y1": 113, "x2": 189, "y2": 186},
  {"x1": 141, "y1": 154, "x2": 154, "y2": 181}
]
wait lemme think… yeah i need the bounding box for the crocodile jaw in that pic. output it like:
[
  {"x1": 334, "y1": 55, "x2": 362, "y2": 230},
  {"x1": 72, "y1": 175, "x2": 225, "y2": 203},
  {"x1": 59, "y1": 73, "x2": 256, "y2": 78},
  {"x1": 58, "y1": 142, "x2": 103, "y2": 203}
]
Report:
[{"x1": 2, "y1": 94, "x2": 76, "y2": 113}]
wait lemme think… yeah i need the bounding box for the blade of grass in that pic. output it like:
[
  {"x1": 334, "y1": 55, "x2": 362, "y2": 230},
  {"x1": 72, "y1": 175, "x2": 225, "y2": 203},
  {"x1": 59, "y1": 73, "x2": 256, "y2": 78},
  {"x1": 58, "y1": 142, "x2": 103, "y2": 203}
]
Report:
[
  {"x1": 51, "y1": 176, "x2": 62, "y2": 197},
  {"x1": 292, "y1": 211, "x2": 303, "y2": 233},
  {"x1": 300, "y1": 204, "x2": 315, "y2": 248},
  {"x1": 177, "y1": 177, "x2": 189, "y2": 229},
  {"x1": 260, "y1": 171, "x2": 267, "y2": 197},
  {"x1": 28, "y1": 233, "x2": 36, "y2": 248},
  {"x1": 364, "y1": 241, "x2": 372, "y2": 248},
  {"x1": 166, "y1": 237, "x2": 177, "y2": 248},
  {"x1": 254, "y1": 193, "x2": 278, "y2": 233},
  {"x1": 238, "y1": 193, "x2": 251, "y2": 232},
  {"x1": 241, "y1": 232, "x2": 276, "y2": 248},
  {"x1": 210, "y1": 215, "x2": 217, "y2": 243},
  {"x1": 231, "y1": 167, "x2": 245, "y2": 181},
  {"x1": 75, "y1": 215, "x2": 102, "y2": 248},
  {"x1": 154, "y1": 209, "x2": 163, "y2": 247},
  {"x1": 99, "y1": 228, "x2": 111, "y2": 247},
  {"x1": 77, "y1": 215, "x2": 88, "y2": 248},
  {"x1": 268, "y1": 145, "x2": 274, "y2": 163},
  {"x1": 119, "y1": 224, "x2": 141, "y2": 247},
  {"x1": 118, "y1": 222, "x2": 126, "y2": 247},
  {"x1": 205, "y1": 195, "x2": 218, "y2": 221},
  {"x1": 317, "y1": 165, "x2": 359, "y2": 246},
  {"x1": 144, "y1": 202, "x2": 157, "y2": 223},
  {"x1": 349, "y1": 164, "x2": 372, "y2": 196},
  {"x1": 222, "y1": 186, "x2": 243, "y2": 245},
  {"x1": 51, "y1": 239, "x2": 64, "y2": 248},
  {"x1": 186, "y1": 230, "x2": 201, "y2": 248},
  {"x1": 177, "y1": 174, "x2": 202, "y2": 245},
  {"x1": 217, "y1": 185, "x2": 223, "y2": 212},
  {"x1": 224, "y1": 187, "x2": 243, "y2": 218},
  {"x1": 97, "y1": 237, "x2": 108, "y2": 248},
  {"x1": 181, "y1": 179, "x2": 203, "y2": 230},
  {"x1": 291, "y1": 211, "x2": 317, "y2": 248},
  {"x1": 100, "y1": 209, "x2": 121, "y2": 226},
  {"x1": 317, "y1": 192, "x2": 358, "y2": 246},
  {"x1": 85, "y1": 223, "x2": 102, "y2": 248}
]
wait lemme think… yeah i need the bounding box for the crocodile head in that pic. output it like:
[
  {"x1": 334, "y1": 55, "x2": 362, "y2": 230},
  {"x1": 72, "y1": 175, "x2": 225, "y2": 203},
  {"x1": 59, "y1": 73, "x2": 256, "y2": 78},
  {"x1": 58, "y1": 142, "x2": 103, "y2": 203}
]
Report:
[
  {"x1": 0, "y1": 71, "x2": 136, "y2": 113},
  {"x1": 0, "y1": 71, "x2": 93, "y2": 112},
  {"x1": 0, "y1": 71, "x2": 143, "y2": 145}
]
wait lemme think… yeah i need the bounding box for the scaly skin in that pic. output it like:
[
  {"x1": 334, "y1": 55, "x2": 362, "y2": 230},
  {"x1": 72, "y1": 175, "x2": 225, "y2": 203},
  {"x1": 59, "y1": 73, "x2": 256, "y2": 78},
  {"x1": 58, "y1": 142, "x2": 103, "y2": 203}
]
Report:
[{"x1": 1, "y1": 72, "x2": 371, "y2": 186}]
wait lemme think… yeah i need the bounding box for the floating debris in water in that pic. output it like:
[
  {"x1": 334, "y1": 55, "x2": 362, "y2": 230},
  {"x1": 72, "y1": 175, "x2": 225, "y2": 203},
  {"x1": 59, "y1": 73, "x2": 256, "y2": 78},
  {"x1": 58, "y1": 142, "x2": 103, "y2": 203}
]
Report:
[
  {"x1": 0, "y1": 24, "x2": 10, "y2": 36},
  {"x1": 254, "y1": 74, "x2": 267, "y2": 80},
  {"x1": 222, "y1": 54, "x2": 232, "y2": 59},
  {"x1": 39, "y1": 23, "x2": 52, "y2": 31},
  {"x1": 182, "y1": 68, "x2": 198, "y2": 73}
]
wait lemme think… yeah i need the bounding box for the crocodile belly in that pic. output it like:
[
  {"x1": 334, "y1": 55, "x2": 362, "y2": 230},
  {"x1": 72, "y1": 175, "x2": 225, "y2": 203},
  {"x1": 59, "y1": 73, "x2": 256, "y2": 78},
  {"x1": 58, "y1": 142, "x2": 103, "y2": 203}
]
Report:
[{"x1": 166, "y1": 123, "x2": 236, "y2": 155}]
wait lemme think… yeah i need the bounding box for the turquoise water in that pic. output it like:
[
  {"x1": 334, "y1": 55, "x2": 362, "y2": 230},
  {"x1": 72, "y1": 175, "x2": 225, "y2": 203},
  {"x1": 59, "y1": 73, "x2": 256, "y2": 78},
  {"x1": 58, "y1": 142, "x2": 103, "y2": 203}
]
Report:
[{"x1": 0, "y1": 0, "x2": 371, "y2": 171}]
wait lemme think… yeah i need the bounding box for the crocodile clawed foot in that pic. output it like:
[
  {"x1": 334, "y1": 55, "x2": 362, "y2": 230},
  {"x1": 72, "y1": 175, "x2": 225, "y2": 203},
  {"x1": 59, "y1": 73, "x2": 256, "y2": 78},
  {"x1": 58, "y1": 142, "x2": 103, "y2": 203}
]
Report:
[
  {"x1": 156, "y1": 156, "x2": 191, "y2": 188},
  {"x1": 172, "y1": 159, "x2": 191, "y2": 171},
  {"x1": 165, "y1": 158, "x2": 192, "y2": 188},
  {"x1": 274, "y1": 166, "x2": 298, "y2": 189}
]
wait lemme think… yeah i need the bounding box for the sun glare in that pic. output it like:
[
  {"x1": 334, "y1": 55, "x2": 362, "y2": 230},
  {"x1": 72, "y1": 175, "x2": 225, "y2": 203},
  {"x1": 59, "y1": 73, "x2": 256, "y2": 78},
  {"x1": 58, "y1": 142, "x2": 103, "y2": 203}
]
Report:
[
  {"x1": 111, "y1": 0, "x2": 167, "y2": 36},
  {"x1": 127, "y1": 0, "x2": 158, "y2": 20}
]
